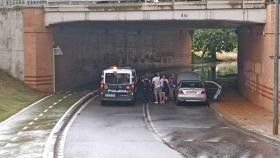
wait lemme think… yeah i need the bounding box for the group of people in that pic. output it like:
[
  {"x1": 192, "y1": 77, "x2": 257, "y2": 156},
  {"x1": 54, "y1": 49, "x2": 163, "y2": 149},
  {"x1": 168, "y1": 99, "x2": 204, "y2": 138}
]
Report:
[{"x1": 141, "y1": 73, "x2": 176, "y2": 104}]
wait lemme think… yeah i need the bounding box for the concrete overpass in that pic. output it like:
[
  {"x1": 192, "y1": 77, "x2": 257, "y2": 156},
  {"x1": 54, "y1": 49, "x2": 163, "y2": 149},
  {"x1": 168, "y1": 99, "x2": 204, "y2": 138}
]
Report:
[
  {"x1": 44, "y1": 1, "x2": 266, "y2": 25},
  {"x1": 0, "y1": 0, "x2": 279, "y2": 112}
]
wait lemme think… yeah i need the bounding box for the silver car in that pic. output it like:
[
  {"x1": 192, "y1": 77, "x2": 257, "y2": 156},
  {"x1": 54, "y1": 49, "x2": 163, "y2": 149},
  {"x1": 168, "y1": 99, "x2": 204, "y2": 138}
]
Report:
[{"x1": 174, "y1": 72, "x2": 222, "y2": 105}]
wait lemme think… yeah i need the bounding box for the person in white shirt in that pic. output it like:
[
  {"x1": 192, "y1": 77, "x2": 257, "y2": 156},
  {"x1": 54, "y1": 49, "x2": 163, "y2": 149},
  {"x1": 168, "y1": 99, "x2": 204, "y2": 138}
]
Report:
[{"x1": 152, "y1": 73, "x2": 162, "y2": 104}]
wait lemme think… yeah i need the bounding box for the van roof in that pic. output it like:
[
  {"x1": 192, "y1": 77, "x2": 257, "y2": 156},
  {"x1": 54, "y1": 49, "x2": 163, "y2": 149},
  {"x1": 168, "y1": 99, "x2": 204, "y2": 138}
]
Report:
[{"x1": 177, "y1": 72, "x2": 201, "y2": 84}]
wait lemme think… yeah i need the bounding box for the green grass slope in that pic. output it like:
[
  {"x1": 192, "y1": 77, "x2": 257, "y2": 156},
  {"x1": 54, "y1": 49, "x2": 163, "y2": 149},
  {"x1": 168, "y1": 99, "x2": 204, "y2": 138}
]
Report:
[{"x1": 0, "y1": 70, "x2": 46, "y2": 121}]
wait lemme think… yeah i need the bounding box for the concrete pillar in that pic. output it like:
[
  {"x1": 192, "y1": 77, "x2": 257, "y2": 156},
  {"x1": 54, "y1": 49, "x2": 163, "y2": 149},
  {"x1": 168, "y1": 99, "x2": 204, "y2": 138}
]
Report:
[
  {"x1": 238, "y1": 4, "x2": 279, "y2": 112},
  {"x1": 23, "y1": 8, "x2": 54, "y2": 93}
]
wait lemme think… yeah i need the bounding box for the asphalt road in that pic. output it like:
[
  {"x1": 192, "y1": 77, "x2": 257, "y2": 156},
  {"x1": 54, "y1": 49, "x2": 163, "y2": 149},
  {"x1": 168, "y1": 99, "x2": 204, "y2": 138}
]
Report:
[{"x1": 64, "y1": 96, "x2": 280, "y2": 158}]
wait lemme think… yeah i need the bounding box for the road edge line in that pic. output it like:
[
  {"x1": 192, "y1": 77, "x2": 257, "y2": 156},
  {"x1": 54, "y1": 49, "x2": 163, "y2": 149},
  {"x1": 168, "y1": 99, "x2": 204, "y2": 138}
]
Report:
[
  {"x1": 42, "y1": 90, "x2": 98, "y2": 158},
  {"x1": 143, "y1": 103, "x2": 187, "y2": 158},
  {"x1": 0, "y1": 95, "x2": 53, "y2": 128}
]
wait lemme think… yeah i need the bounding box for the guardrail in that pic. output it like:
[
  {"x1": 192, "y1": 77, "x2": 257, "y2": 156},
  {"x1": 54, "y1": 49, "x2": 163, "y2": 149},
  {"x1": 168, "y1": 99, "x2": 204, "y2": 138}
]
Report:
[{"x1": 0, "y1": 0, "x2": 268, "y2": 7}]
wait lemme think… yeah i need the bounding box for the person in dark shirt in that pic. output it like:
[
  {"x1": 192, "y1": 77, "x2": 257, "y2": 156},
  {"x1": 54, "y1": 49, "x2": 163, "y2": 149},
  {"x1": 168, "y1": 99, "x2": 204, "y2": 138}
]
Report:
[{"x1": 142, "y1": 77, "x2": 151, "y2": 104}]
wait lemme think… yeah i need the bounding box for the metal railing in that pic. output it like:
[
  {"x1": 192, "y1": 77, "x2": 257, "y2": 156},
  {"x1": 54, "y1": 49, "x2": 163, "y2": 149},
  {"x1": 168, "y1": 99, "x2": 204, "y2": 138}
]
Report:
[{"x1": 0, "y1": 0, "x2": 268, "y2": 7}]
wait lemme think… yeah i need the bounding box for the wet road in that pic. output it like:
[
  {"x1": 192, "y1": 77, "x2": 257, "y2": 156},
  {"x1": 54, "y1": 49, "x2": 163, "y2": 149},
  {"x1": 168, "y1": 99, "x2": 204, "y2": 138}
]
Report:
[
  {"x1": 64, "y1": 97, "x2": 183, "y2": 158},
  {"x1": 64, "y1": 96, "x2": 280, "y2": 158}
]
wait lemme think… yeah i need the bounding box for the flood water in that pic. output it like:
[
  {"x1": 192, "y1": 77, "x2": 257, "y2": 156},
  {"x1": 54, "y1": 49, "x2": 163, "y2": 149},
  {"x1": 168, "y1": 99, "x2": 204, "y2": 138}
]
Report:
[{"x1": 192, "y1": 61, "x2": 238, "y2": 87}]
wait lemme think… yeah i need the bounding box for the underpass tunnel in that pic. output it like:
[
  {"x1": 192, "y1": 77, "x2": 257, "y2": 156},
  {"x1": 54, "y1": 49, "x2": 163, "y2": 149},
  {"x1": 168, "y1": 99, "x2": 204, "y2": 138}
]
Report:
[
  {"x1": 51, "y1": 19, "x2": 278, "y2": 112},
  {"x1": 52, "y1": 21, "x2": 192, "y2": 91}
]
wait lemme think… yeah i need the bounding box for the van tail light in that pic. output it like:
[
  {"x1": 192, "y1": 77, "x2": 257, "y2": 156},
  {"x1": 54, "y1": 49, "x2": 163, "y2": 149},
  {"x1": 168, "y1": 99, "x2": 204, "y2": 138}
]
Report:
[
  {"x1": 179, "y1": 90, "x2": 184, "y2": 94},
  {"x1": 201, "y1": 89, "x2": 206, "y2": 94},
  {"x1": 100, "y1": 83, "x2": 107, "y2": 91},
  {"x1": 127, "y1": 84, "x2": 135, "y2": 92},
  {"x1": 100, "y1": 83, "x2": 104, "y2": 90}
]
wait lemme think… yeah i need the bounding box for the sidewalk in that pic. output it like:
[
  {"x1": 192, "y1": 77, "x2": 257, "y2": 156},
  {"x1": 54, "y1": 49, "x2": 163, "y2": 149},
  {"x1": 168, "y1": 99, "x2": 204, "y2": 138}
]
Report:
[{"x1": 210, "y1": 87, "x2": 280, "y2": 143}]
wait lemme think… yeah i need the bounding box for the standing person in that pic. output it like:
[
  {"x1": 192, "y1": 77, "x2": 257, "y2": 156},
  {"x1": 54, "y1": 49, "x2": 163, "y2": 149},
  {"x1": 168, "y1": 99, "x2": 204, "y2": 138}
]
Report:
[
  {"x1": 161, "y1": 75, "x2": 169, "y2": 103},
  {"x1": 142, "y1": 77, "x2": 151, "y2": 104},
  {"x1": 152, "y1": 73, "x2": 162, "y2": 104},
  {"x1": 168, "y1": 73, "x2": 176, "y2": 100}
]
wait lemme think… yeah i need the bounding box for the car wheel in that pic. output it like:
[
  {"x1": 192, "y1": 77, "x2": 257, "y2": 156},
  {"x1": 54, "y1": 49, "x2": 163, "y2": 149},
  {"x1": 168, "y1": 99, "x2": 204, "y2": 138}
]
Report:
[
  {"x1": 175, "y1": 100, "x2": 181, "y2": 106},
  {"x1": 205, "y1": 100, "x2": 209, "y2": 107}
]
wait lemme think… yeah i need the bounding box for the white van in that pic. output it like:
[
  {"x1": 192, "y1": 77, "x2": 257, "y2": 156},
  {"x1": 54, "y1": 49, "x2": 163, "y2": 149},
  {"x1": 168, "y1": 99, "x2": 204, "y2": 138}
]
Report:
[{"x1": 100, "y1": 67, "x2": 137, "y2": 104}]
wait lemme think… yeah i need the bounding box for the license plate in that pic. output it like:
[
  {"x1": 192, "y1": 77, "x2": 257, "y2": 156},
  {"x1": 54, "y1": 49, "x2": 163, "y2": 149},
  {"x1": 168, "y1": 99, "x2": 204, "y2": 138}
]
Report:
[
  {"x1": 105, "y1": 94, "x2": 115, "y2": 97},
  {"x1": 185, "y1": 90, "x2": 197, "y2": 94}
]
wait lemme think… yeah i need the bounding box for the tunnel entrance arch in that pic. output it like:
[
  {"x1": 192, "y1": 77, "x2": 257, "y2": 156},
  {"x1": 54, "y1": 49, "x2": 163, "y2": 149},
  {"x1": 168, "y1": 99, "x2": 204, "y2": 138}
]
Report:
[{"x1": 52, "y1": 21, "x2": 193, "y2": 90}]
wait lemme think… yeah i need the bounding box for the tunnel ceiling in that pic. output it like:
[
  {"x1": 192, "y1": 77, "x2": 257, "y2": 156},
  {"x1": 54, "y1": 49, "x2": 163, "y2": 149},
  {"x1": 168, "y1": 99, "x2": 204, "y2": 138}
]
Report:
[{"x1": 50, "y1": 20, "x2": 260, "y2": 30}]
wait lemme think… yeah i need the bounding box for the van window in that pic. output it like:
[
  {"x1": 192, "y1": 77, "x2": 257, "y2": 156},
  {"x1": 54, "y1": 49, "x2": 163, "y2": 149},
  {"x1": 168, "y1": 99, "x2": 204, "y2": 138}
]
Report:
[
  {"x1": 181, "y1": 81, "x2": 203, "y2": 88},
  {"x1": 105, "y1": 73, "x2": 130, "y2": 84}
]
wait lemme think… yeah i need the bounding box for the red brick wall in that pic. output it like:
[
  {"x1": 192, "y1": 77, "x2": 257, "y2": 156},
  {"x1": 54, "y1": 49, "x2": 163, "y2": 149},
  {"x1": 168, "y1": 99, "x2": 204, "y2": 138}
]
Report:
[
  {"x1": 238, "y1": 4, "x2": 279, "y2": 112},
  {"x1": 23, "y1": 8, "x2": 54, "y2": 92}
]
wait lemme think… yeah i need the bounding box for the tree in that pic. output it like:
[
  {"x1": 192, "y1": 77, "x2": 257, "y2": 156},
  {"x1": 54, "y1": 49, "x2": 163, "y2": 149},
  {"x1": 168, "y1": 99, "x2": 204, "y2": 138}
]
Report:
[{"x1": 192, "y1": 29, "x2": 237, "y2": 61}]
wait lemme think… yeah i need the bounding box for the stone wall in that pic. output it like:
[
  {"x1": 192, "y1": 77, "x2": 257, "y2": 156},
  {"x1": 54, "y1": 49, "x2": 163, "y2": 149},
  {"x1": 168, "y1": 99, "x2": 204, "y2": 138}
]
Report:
[
  {"x1": 238, "y1": 4, "x2": 279, "y2": 112},
  {"x1": 0, "y1": 9, "x2": 24, "y2": 80},
  {"x1": 53, "y1": 22, "x2": 192, "y2": 90}
]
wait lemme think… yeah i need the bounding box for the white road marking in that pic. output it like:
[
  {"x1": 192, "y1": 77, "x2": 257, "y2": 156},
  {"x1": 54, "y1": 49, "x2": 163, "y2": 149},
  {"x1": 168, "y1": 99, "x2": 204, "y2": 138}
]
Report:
[
  {"x1": 63, "y1": 96, "x2": 67, "y2": 99},
  {"x1": 43, "y1": 109, "x2": 48, "y2": 113},
  {"x1": 49, "y1": 106, "x2": 53, "y2": 109},
  {"x1": 17, "y1": 131, "x2": 23, "y2": 135},
  {"x1": 68, "y1": 94, "x2": 72, "y2": 96},
  {"x1": 22, "y1": 126, "x2": 28, "y2": 130},
  {"x1": 34, "y1": 117, "x2": 39, "y2": 121},
  {"x1": 246, "y1": 139, "x2": 257, "y2": 143},
  {"x1": 0, "y1": 95, "x2": 52, "y2": 128},
  {"x1": 11, "y1": 137, "x2": 18, "y2": 141},
  {"x1": 219, "y1": 126, "x2": 230, "y2": 129},
  {"x1": 43, "y1": 93, "x2": 97, "y2": 158},
  {"x1": 184, "y1": 138, "x2": 195, "y2": 142},
  {"x1": 28, "y1": 122, "x2": 34, "y2": 125},
  {"x1": 240, "y1": 151, "x2": 250, "y2": 158},
  {"x1": 197, "y1": 152, "x2": 209, "y2": 158},
  {"x1": 39, "y1": 113, "x2": 44, "y2": 117},
  {"x1": 204, "y1": 137, "x2": 222, "y2": 143},
  {"x1": 53, "y1": 102, "x2": 58, "y2": 105},
  {"x1": 58, "y1": 99, "x2": 62, "y2": 102}
]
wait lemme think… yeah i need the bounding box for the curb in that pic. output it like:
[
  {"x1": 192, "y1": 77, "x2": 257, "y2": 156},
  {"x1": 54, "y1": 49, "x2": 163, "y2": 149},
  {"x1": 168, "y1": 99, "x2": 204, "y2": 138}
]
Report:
[
  {"x1": 43, "y1": 90, "x2": 99, "y2": 158},
  {"x1": 209, "y1": 104, "x2": 280, "y2": 146}
]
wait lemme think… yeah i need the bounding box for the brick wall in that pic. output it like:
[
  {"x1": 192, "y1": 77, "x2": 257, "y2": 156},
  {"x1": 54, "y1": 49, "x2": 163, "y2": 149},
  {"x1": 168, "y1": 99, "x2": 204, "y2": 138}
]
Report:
[
  {"x1": 238, "y1": 4, "x2": 279, "y2": 112},
  {"x1": 23, "y1": 8, "x2": 54, "y2": 92}
]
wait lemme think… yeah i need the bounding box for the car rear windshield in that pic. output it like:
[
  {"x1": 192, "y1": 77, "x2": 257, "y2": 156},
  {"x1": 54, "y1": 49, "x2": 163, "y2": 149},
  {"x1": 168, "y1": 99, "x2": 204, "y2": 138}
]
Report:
[
  {"x1": 180, "y1": 81, "x2": 203, "y2": 88},
  {"x1": 105, "y1": 73, "x2": 130, "y2": 84}
]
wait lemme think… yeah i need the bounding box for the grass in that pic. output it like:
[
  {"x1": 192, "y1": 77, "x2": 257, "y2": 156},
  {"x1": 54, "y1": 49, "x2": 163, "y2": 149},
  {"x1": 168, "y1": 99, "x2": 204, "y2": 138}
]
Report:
[
  {"x1": 0, "y1": 70, "x2": 46, "y2": 121},
  {"x1": 192, "y1": 51, "x2": 237, "y2": 64}
]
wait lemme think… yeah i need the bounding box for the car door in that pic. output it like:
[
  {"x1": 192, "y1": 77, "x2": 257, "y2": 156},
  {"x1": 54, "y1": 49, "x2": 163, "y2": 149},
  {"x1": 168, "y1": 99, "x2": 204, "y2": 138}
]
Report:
[{"x1": 204, "y1": 81, "x2": 222, "y2": 100}]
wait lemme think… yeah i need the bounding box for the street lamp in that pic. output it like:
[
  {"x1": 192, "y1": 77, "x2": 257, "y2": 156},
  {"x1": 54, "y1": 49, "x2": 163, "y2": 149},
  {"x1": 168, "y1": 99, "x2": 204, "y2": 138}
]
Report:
[{"x1": 273, "y1": 0, "x2": 279, "y2": 135}]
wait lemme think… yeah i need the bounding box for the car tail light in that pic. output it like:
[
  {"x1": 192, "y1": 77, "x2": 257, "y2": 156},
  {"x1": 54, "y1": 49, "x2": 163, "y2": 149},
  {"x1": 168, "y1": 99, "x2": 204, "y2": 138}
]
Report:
[
  {"x1": 179, "y1": 90, "x2": 184, "y2": 94},
  {"x1": 201, "y1": 89, "x2": 206, "y2": 94}
]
